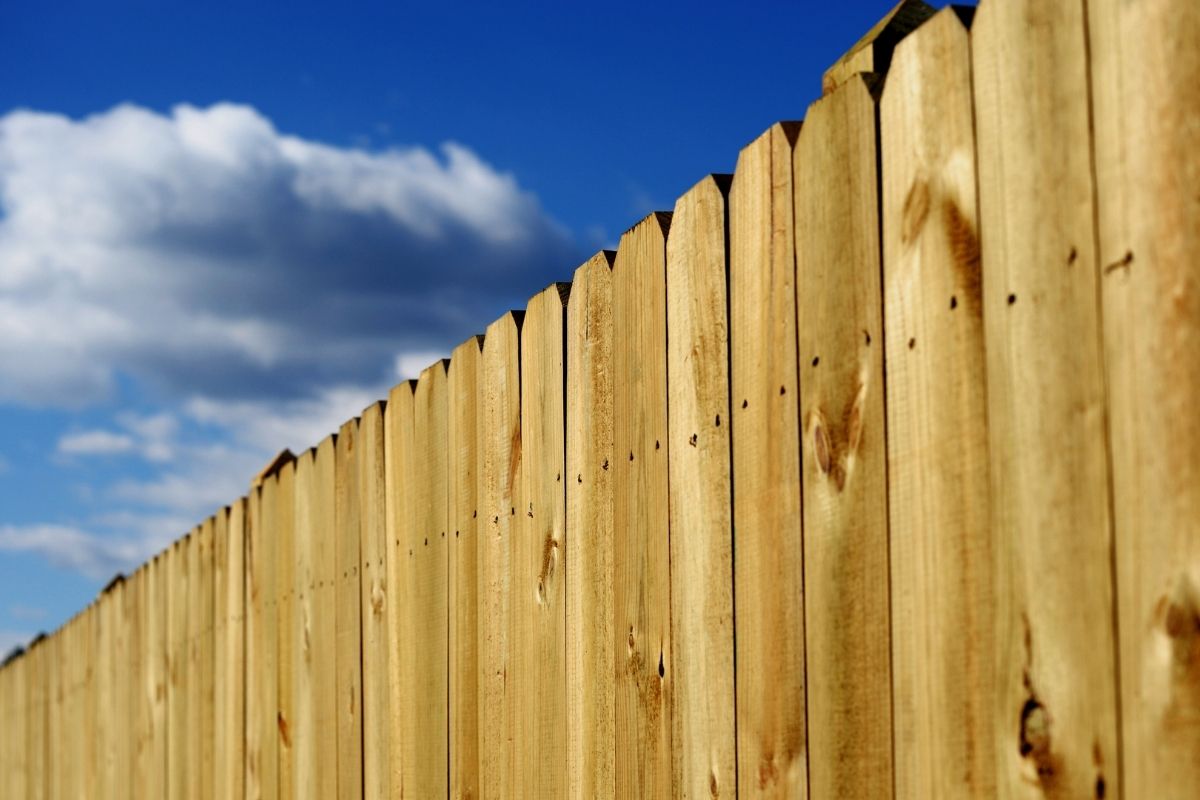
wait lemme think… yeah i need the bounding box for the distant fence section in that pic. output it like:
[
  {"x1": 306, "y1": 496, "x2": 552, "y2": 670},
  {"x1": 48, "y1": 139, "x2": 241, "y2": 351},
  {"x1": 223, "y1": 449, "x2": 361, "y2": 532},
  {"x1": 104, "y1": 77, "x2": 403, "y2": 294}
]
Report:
[{"x1": 2, "y1": 0, "x2": 1198, "y2": 797}]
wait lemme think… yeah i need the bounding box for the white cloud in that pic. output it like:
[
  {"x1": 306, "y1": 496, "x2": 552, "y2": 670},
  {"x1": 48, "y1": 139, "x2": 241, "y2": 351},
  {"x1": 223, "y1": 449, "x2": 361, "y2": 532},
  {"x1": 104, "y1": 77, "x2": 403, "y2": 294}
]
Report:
[
  {"x1": 0, "y1": 524, "x2": 145, "y2": 580},
  {"x1": 0, "y1": 102, "x2": 577, "y2": 407},
  {"x1": 7, "y1": 604, "x2": 47, "y2": 622},
  {"x1": 57, "y1": 429, "x2": 137, "y2": 456}
]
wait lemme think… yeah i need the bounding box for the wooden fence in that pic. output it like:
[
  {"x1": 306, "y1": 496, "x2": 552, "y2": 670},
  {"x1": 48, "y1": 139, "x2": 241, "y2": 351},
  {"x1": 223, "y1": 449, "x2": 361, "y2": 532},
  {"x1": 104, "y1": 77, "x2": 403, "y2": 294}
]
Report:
[{"x1": 2, "y1": 0, "x2": 1198, "y2": 796}]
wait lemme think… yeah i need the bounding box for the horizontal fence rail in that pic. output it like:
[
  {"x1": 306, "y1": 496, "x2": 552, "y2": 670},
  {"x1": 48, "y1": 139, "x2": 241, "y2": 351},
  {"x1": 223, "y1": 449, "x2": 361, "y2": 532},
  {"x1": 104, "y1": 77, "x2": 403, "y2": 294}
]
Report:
[{"x1": 2, "y1": 0, "x2": 1198, "y2": 797}]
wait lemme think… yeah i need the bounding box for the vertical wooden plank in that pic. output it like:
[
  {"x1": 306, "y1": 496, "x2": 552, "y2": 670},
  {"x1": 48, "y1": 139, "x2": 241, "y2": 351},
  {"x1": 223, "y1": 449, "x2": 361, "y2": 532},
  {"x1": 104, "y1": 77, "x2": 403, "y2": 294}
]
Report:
[
  {"x1": 794, "y1": 74, "x2": 892, "y2": 799},
  {"x1": 729, "y1": 121, "x2": 807, "y2": 799},
  {"x1": 612, "y1": 212, "x2": 673, "y2": 798},
  {"x1": 186, "y1": 529, "x2": 202, "y2": 800},
  {"x1": 666, "y1": 174, "x2": 736, "y2": 798},
  {"x1": 514, "y1": 284, "x2": 570, "y2": 797},
  {"x1": 199, "y1": 517, "x2": 216, "y2": 800},
  {"x1": 478, "y1": 312, "x2": 521, "y2": 798},
  {"x1": 116, "y1": 573, "x2": 133, "y2": 799},
  {"x1": 28, "y1": 633, "x2": 47, "y2": 800},
  {"x1": 1089, "y1": 0, "x2": 1200, "y2": 795},
  {"x1": 275, "y1": 465, "x2": 297, "y2": 800},
  {"x1": 292, "y1": 450, "x2": 319, "y2": 800},
  {"x1": 403, "y1": 364, "x2": 450, "y2": 797},
  {"x1": 566, "y1": 251, "x2": 616, "y2": 800},
  {"x1": 218, "y1": 502, "x2": 247, "y2": 800},
  {"x1": 246, "y1": 480, "x2": 278, "y2": 800},
  {"x1": 168, "y1": 536, "x2": 191, "y2": 800},
  {"x1": 972, "y1": 0, "x2": 1121, "y2": 795},
  {"x1": 881, "y1": 9, "x2": 994, "y2": 798},
  {"x1": 335, "y1": 419, "x2": 364, "y2": 800},
  {"x1": 385, "y1": 383, "x2": 415, "y2": 794},
  {"x1": 143, "y1": 555, "x2": 166, "y2": 800},
  {"x1": 359, "y1": 400, "x2": 392, "y2": 800},
  {"x1": 97, "y1": 582, "x2": 116, "y2": 800},
  {"x1": 311, "y1": 437, "x2": 339, "y2": 799},
  {"x1": 125, "y1": 568, "x2": 143, "y2": 800},
  {"x1": 448, "y1": 334, "x2": 484, "y2": 800}
]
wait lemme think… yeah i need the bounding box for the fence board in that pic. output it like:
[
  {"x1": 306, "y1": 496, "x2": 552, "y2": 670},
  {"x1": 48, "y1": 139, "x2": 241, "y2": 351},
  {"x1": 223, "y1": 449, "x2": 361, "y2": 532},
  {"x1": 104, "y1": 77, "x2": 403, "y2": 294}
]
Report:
[
  {"x1": 306, "y1": 437, "x2": 339, "y2": 799},
  {"x1": 565, "y1": 251, "x2": 616, "y2": 800},
  {"x1": 729, "y1": 121, "x2": 807, "y2": 799},
  {"x1": 358, "y1": 401, "x2": 391, "y2": 800},
  {"x1": 148, "y1": 555, "x2": 168, "y2": 799},
  {"x1": 167, "y1": 536, "x2": 191, "y2": 800},
  {"x1": 217, "y1": 502, "x2": 246, "y2": 800},
  {"x1": 514, "y1": 283, "x2": 570, "y2": 797},
  {"x1": 795, "y1": 74, "x2": 892, "y2": 799},
  {"x1": 972, "y1": 0, "x2": 1121, "y2": 795},
  {"x1": 880, "y1": 9, "x2": 994, "y2": 798},
  {"x1": 335, "y1": 419, "x2": 364, "y2": 800},
  {"x1": 384, "y1": 382, "x2": 414, "y2": 793},
  {"x1": 272, "y1": 466, "x2": 296, "y2": 800},
  {"x1": 246, "y1": 482, "x2": 277, "y2": 800},
  {"x1": 666, "y1": 174, "x2": 736, "y2": 799},
  {"x1": 612, "y1": 212, "x2": 673, "y2": 798},
  {"x1": 1089, "y1": 0, "x2": 1200, "y2": 794},
  {"x1": 479, "y1": 311, "x2": 522, "y2": 798},
  {"x1": 449, "y1": 334, "x2": 484, "y2": 800}
]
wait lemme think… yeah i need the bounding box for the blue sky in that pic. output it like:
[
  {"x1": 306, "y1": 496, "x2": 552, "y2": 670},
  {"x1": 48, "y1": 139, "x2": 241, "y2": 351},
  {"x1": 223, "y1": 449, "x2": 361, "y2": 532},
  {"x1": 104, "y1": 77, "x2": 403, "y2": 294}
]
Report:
[{"x1": 0, "y1": 0, "x2": 905, "y2": 653}]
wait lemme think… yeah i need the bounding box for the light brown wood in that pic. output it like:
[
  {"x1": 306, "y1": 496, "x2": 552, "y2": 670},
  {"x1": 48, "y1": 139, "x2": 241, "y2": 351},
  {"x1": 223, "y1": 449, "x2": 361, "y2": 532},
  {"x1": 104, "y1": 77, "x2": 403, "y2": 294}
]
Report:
[
  {"x1": 335, "y1": 419, "x2": 364, "y2": 800},
  {"x1": 665, "y1": 174, "x2": 736, "y2": 799},
  {"x1": 1089, "y1": 0, "x2": 1200, "y2": 795},
  {"x1": 311, "y1": 437, "x2": 339, "y2": 799},
  {"x1": 401, "y1": 362, "x2": 450, "y2": 797},
  {"x1": 612, "y1": 212, "x2": 673, "y2": 799},
  {"x1": 822, "y1": 0, "x2": 935, "y2": 94},
  {"x1": 384, "y1": 382, "x2": 415, "y2": 795},
  {"x1": 217, "y1": 502, "x2": 246, "y2": 800},
  {"x1": 479, "y1": 312, "x2": 522, "y2": 798},
  {"x1": 292, "y1": 450, "x2": 319, "y2": 800},
  {"x1": 358, "y1": 401, "x2": 392, "y2": 800},
  {"x1": 729, "y1": 121, "x2": 807, "y2": 800},
  {"x1": 168, "y1": 535, "x2": 191, "y2": 800},
  {"x1": 246, "y1": 480, "x2": 278, "y2": 800},
  {"x1": 566, "y1": 251, "x2": 617, "y2": 800},
  {"x1": 795, "y1": 74, "x2": 892, "y2": 799},
  {"x1": 186, "y1": 526, "x2": 203, "y2": 800},
  {"x1": 448, "y1": 334, "x2": 485, "y2": 800},
  {"x1": 881, "y1": 9, "x2": 994, "y2": 798},
  {"x1": 513, "y1": 283, "x2": 570, "y2": 797},
  {"x1": 273, "y1": 466, "x2": 296, "y2": 800},
  {"x1": 972, "y1": 0, "x2": 1122, "y2": 796},
  {"x1": 148, "y1": 554, "x2": 168, "y2": 799}
]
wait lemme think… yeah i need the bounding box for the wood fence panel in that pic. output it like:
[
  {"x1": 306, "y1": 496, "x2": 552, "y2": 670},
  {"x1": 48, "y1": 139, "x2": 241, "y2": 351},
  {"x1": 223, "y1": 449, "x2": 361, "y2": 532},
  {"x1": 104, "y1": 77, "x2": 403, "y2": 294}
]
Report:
[
  {"x1": 358, "y1": 401, "x2": 391, "y2": 800},
  {"x1": 168, "y1": 536, "x2": 191, "y2": 800},
  {"x1": 1089, "y1": 0, "x2": 1200, "y2": 795},
  {"x1": 335, "y1": 419, "x2": 364, "y2": 800},
  {"x1": 272, "y1": 466, "x2": 296, "y2": 800},
  {"x1": 28, "y1": 631, "x2": 47, "y2": 800},
  {"x1": 665, "y1": 174, "x2": 736, "y2": 799},
  {"x1": 187, "y1": 527, "x2": 204, "y2": 800},
  {"x1": 292, "y1": 450, "x2": 319, "y2": 800},
  {"x1": 310, "y1": 437, "x2": 339, "y2": 799},
  {"x1": 384, "y1": 382, "x2": 415, "y2": 794},
  {"x1": 401, "y1": 363, "x2": 450, "y2": 797},
  {"x1": 217, "y1": 502, "x2": 246, "y2": 800},
  {"x1": 96, "y1": 583, "x2": 115, "y2": 800},
  {"x1": 729, "y1": 121, "x2": 807, "y2": 800},
  {"x1": 199, "y1": 517, "x2": 216, "y2": 800},
  {"x1": 449, "y1": 335, "x2": 484, "y2": 800},
  {"x1": 972, "y1": 0, "x2": 1121, "y2": 795},
  {"x1": 612, "y1": 212, "x2": 673, "y2": 799},
  {"x1": 246, "y1": 481, "x2": 277, "y2": 800},
  {"x1": 479, "y1": 311, "x2": 522, "y2": 799},
  {"x1": 794, "y1": 74, "x2": 891, "y2": 799},
  {"x1": 515, "y1": 283, "x2": 570, "y2": 798},
  {"x1": 117, "y1": 572, "x2": 134, "y2": 799},
  {"x1": 565, "y1": 251, "x2": 616, "y2": 800},
  {"x1": 880, "y1": 9, "x2": 994, "y2": 799},
  {"x1": 147, "y1": 554, "x2": 168, "y2": 799}
]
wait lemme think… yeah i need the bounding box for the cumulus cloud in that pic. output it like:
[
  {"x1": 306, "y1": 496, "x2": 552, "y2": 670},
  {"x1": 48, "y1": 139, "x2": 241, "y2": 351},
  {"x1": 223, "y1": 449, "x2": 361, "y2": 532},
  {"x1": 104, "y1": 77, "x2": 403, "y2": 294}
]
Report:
[
  {"x1": 57, "y1": 429, "x2": 137, "y2": 457},
  {"x1": 0, "y1": 102, "x2": 578, "y2": 407},
  {"x1": 0, "y1": 524, "x2": 146, "y2": 580}
]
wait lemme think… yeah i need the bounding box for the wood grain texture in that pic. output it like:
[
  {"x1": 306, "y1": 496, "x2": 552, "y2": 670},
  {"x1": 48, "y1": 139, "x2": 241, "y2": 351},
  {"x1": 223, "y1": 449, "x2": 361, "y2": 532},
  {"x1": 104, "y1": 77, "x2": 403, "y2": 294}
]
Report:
[
  {"x1": 404, "y1": 363, "x2": 450, "y2": 798},
  {"x1": 729, "y1": 121, "x2": 807, "y2": 800},
  {"x1": 972, "y1": 0, "x2": 1121, "y2": 795},
  {"x1": 358, "y1": 401, "x2": 392, "y2": 800},
  {"x1": 514, "y1": 283, "x2": 570, "y2": 797},
  {"x1": 217, "y1": 502, "x2": 246, "y2": 800},
  {"x1": 449, "y1": 334, "x2": 484, "y2": 800},
  {"x1": 273, "y1": 466, "x2": 296, "y2": 800},
  {"x1": 881, "y1": 9, "x2": 995, "y2": 798},
  {"x1": 612, "y1": 212, "x2": 673, "y2": 799},
  {"x1": 566, "y1": 251, "x2": 617, "y2": 800},
  {"x1": 186, "y1": 526, "x2": 202, "y2": 800},
  {"x1": 335, "y1": 419, "x2": 364, "y2": 800},
  {"x1": 200, "y1": 516, "x2": 217, "y2": 800},
  {"x1": 384, "y1": 382, "x2": 415, "y2": 795},
  {"x1": 1089, "y1": 0, "x2": 1200, "y2": 794},
  {"x1": 794, "y1": 74, "x2": 892, "y2": 799},
  {"x1": 307, "y1": 437, "x2": 339, "y2": 800},
  {"x1": 479, "y1": 312, "x2": 522, "y2": 799},
  {"x1": 148, "y1": 554, "x2": 168, "y2": 799},
  {"x1": 168, "y1": 535, "x2": 192, "y2": 800},
  {"x1": 666, "y1": 174, "x2": 736, "y2": 799}
]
